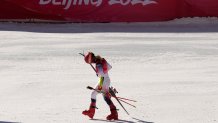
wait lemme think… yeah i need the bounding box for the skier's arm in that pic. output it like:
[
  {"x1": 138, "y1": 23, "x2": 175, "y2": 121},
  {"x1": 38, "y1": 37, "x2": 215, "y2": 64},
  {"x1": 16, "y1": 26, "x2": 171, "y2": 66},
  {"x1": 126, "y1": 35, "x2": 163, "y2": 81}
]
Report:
[
  {"x1": 96, "y1": 66, "x2": 107, "y2": 77},
  {"x1": 96, "y1": 60, "x2": 112, "y2": 77}
]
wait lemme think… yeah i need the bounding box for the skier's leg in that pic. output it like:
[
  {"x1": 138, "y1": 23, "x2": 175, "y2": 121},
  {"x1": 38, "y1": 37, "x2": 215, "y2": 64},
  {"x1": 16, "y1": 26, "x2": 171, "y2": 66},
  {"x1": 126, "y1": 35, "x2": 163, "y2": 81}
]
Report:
[
  {"x1": 102, "y1": 79, "x2": 112, "y2": 105},
  {"x1": 82, "y1": 98, "x2": 96, "y2": 119},
  {"x1": 82, "y1": 89, "x2": 99, "y2": 119},
  {"x1": 102, "y1": 81, "x2": 118, "y2": 120},
  {"x1": 103, "y1": 94, "x2": 118, "y2": 120}
]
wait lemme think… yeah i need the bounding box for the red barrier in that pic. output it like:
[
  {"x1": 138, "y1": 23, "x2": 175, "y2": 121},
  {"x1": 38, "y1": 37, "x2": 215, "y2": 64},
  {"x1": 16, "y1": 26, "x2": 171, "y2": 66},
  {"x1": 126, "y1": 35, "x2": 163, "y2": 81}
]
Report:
[
  {"x1": 0, "y1": 0, "x2": 64, "y2": 21},
  {"x1": 0, "y1": 0, "x2": 34, "y2": 19},
  {"x1": 180, "y1": 0, "x2": 218, "y2": 17},
  {"x1": 0, "y1": 0, "x2": 218, "y2": 22}
]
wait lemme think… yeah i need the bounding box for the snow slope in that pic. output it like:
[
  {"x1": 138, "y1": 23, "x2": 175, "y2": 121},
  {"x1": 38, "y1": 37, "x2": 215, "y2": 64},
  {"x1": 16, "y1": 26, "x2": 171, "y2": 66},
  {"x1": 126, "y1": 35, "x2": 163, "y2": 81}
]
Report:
[{"x1": 0, "y1": 18, "x2": 218, "y2": 123}]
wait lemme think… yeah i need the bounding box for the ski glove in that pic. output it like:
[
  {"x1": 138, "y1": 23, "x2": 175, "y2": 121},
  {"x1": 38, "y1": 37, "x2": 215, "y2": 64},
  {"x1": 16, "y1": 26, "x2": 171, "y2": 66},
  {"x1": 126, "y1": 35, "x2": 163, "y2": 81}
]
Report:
[{"x1": 98, "y1": 85, "x2": 102, "y2": 90}]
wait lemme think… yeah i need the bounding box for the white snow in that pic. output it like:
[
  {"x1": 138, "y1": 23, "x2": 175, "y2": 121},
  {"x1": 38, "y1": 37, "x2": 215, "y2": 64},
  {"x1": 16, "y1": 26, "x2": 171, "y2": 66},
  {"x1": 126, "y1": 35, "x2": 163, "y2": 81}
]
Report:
[{"x1": 0, "y1": 17, "x2": 218, "y2": 123}]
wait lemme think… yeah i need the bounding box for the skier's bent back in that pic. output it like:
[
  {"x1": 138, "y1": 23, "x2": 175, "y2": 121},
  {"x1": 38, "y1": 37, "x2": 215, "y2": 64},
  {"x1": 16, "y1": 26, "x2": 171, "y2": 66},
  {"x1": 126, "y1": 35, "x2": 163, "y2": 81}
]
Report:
[{"x1": 82, "y1": 52, "x2": 118, "y2": 120}]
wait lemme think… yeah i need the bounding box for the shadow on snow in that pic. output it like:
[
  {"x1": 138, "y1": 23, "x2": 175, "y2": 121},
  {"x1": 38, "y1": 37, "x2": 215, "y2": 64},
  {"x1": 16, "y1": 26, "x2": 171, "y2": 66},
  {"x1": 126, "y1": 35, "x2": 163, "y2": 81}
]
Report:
[{"x1": 90, "y1": 117, "x2": 153, "y2": 123}]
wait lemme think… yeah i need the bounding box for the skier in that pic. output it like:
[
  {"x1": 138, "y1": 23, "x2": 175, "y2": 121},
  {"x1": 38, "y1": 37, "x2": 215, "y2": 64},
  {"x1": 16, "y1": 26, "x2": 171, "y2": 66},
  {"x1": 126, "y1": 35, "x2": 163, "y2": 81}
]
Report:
[{"x1": 82, "y1": 52, "x2": 118, "y2": 120}]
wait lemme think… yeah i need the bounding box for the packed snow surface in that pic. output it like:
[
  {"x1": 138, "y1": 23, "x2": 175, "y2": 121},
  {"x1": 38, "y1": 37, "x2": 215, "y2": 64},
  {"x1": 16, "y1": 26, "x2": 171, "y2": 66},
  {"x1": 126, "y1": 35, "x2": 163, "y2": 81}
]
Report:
[{"x1": 0, "y1": 18, "x2": 218, "y2": 123}]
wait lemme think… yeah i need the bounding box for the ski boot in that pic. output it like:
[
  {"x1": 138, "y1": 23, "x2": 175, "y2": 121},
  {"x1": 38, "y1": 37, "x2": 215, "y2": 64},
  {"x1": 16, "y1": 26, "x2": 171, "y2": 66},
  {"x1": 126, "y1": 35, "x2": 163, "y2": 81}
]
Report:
[
  {"x1": 106, "y1": 104, "x2": 118, "y2": 120},
  {"x1": 82, "y1": 100, "x2": 96, "y2": 119}
]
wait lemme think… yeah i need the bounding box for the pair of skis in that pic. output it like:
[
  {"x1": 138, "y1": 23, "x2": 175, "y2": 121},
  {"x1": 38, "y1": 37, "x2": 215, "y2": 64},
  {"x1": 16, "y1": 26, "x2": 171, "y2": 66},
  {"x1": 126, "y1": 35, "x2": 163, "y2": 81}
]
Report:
[{"x1": 79, "y1": 52, "x2": 136, "y2": 115}]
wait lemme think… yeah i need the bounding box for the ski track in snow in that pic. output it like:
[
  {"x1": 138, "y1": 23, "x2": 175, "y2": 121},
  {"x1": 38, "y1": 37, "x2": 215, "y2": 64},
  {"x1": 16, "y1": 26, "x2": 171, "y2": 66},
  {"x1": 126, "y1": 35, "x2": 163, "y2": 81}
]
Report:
[{"x1": 0, "y1": 18, "x2": 218, "y2": 123}]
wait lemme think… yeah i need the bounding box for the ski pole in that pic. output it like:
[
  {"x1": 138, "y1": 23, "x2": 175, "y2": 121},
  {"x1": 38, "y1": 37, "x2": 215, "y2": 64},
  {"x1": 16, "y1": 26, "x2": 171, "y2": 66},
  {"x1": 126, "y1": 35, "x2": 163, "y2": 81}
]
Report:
[
  {"x1": 118, "y1": 99, "x2": 136, "y2": 108},
  {"x1": 109, "y1": 87, "x2": 130, "y2": 115},
  {"x1": 116, "y1": 97, "x2": 137, "y2": 102},
  {"x1": 87, "y1": 86, "x2": 106, "y2": 94},
  {"x1": 87, "y1": 86, "x2": 136, "y2": 107},
  {"x1": 79, "y1": 53, "x2": 97, "y2": 73}
]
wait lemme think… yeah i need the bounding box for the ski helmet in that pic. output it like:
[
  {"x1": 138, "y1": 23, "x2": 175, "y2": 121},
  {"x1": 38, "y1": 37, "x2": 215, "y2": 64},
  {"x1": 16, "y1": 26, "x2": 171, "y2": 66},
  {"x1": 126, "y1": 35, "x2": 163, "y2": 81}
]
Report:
[{"x1": 84, "y1": 52, "x2": 95, "y2": 64}]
